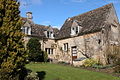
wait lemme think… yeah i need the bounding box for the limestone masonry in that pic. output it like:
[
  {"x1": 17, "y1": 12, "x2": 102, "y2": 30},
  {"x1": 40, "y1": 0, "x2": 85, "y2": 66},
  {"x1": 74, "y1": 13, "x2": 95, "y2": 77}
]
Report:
[{"x1": 22, "y1": 3, "x2": 120, "y2": 66}]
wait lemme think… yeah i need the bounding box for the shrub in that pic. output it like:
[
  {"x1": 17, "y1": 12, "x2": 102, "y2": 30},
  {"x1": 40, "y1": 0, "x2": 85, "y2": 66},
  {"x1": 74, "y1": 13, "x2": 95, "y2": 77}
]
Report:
[
  {"x1": 43, "y1": 51, "x2": 48, "y2": 62},
  {"x1": 83, "y1": 58, "x2": 98, "y2": 67},
  {"x1": 25, "y1": 72, "x2": 39, "y2": 80},
  {"x1": 106, "y1": 45, "x2": 120, "y2": 73},
  {"x1": 92, "y1": 64, "x2": 113, "y2": 69},
  {"x1": 27, "y1": 38, "x2": 48, "y2": 62}
]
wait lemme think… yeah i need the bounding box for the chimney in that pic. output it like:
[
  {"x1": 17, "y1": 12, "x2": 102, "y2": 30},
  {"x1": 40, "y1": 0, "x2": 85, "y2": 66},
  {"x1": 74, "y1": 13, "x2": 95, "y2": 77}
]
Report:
[{"x1": 26, "y1": 12, "x2": 33, "y2": 20}]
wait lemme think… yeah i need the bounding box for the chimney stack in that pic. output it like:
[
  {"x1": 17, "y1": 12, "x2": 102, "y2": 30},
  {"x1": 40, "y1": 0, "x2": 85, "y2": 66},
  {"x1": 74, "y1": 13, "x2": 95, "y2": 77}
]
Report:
[{"x1": 26, "y1": 12, "x2": 33, "y2": 20}]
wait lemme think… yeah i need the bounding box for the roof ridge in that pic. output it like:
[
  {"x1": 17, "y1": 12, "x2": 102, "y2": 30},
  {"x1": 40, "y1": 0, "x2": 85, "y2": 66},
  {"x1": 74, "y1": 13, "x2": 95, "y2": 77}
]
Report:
[{"x1": 71, "y1": 3, "x2": 113, "y2": 20}]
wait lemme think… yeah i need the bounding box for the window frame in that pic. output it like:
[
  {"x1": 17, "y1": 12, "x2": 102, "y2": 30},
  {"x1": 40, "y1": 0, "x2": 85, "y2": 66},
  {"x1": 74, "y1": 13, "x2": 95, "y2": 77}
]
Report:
[
  {"x1": 46, "y1": 31, "x2": 54, "y2": 38},
  {"x1": 45, "y1": 48, "x2": 53, "y2": 55},
  {"x1": 63, "y1": 43, "x2": 68, "y2": 51},
  {"x1": 21, "y1": 26, "x2": 31, "y2": 35},
  {"x1": 71, "y1": 26, "x2": 80, "y2": 35}
]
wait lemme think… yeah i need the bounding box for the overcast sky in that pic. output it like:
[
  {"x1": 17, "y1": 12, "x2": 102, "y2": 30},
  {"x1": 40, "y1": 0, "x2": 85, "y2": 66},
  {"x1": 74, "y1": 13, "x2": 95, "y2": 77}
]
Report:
[{"x1": 20, "y1": 0, "x2": 120, "y2": 28}]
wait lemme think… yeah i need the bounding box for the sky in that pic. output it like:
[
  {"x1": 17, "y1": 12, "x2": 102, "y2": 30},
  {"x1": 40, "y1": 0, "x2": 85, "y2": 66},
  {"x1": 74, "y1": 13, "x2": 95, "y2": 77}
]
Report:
[{"x1": 20, "y1": 0, "x2": 120, "y2": 28}]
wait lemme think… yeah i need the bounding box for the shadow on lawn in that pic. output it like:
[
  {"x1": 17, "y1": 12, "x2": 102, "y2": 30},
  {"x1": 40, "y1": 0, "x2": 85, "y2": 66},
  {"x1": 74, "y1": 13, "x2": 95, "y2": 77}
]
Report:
[{"x1": 37, "y1": 71, "x2": 46, "y2": 80}]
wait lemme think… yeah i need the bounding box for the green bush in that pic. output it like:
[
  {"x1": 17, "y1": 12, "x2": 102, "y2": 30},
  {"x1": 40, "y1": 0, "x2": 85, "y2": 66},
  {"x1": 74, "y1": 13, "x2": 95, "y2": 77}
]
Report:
[
  {"x1": 83, "y1": 58, "x2": 98, "y2": 67},
  {"x1": 92, "y1": 64, "x2": 113, "y2": 69},
  {"x1": 43, "y1": 51, "x2": 48, "y2": 62},
  {"x1": 27, "y1": 38, "x2": 48, "y2": 62}
]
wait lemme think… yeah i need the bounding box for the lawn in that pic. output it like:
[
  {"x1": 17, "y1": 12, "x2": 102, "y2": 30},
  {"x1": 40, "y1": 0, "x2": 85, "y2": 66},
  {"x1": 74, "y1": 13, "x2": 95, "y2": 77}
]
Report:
[{"x1": 26, "y1": 63, "x2": 120, "y2": 80}]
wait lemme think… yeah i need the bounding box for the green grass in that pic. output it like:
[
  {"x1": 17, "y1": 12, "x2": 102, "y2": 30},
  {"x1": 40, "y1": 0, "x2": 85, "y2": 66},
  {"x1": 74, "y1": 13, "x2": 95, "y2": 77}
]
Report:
[{"x1": 26, "y1": 63, "x2": 120, "y2": 80}]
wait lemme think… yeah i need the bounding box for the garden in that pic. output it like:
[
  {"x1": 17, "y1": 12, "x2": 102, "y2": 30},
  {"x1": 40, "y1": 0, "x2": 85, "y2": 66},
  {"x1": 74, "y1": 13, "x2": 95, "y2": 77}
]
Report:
[{"x1": 25, "y1": 63, "x2": 120, "y2": 80}]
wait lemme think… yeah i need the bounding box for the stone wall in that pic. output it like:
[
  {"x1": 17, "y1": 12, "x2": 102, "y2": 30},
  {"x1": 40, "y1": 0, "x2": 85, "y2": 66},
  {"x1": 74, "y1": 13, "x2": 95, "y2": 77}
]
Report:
[
  {"x1": 54, "y1": 32, "x2": 107, "y2": 64},
  {"x1": 107, "y1": 4, "x2": 120, "y2": 44},
  {"x1": 43, "y1": 39, "x2": 56, "y2": 60}
]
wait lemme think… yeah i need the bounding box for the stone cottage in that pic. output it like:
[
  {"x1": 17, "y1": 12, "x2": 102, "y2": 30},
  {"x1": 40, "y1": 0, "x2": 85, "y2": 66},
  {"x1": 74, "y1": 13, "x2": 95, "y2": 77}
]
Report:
[{"x1": 22, "y1": 3, "x2": 120, "y2": 65}]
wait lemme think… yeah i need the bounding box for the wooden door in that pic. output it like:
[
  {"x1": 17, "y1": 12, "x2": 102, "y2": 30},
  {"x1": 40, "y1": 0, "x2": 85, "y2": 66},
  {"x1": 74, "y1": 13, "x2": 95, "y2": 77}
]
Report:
[{"x1": 72, "y1": 46, "x2": 77, "y2": 60}]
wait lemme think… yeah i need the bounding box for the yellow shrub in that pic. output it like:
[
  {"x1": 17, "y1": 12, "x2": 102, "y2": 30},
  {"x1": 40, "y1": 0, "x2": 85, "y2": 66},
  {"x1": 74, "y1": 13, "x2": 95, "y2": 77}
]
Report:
[{"x1": 83, "y1": 58, "x2": 98, "y2": 67}]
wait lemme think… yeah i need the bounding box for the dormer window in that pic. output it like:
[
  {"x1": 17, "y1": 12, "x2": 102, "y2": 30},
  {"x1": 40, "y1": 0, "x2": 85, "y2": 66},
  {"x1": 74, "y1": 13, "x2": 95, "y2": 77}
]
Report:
[
  {"x1": 76, "y1": 26, "x2": 78, "y2": 34},
  {"x1": 46, "y1": 31, "x2": 54, "y2": 38},
  {"x1": 47, "y1": 31, "x2": 50, "y2": 38},
  {"x1": 72, "y1": 27, "x2": 74, "y2": 30},
  {"x1": 21, "y1": 26, "x2": 31, "y2": 35},
  {"x1": 71, "y1": 26, "x2": 80, "y2": 36}
]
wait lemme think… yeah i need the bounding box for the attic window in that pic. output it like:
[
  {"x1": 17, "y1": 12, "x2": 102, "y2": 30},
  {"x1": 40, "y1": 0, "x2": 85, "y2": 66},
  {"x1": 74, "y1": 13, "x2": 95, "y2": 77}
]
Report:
[
  {"x1": 21, "y1": 26, "x2": 31, "y2": 35},
  {"x1": 47, "y1": 31, "x2": 50, "y2": 38},
  {"x1": 72, "y1": 27, "x2": 74, "y2": 30},
  {"x1": 76, "y1": 27, "x2": 78, "y2": 34},
  {"x1": 53, "y1": 34, "x2": 55, "y2": 37},
  {"x1": 71, "y1": 26, "x2": 79, "y2": 36},
  {"x1": 46, "y1": 31, "x2": 54, "y2": 38}
]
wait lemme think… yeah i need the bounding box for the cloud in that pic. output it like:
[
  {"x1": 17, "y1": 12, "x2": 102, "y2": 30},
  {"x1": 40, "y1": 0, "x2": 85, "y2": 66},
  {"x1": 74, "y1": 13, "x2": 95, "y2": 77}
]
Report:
[
  {"x1": 19, "y1": 0, "x2": 42, "y2": 8},
  {"x1": 71, "y1": 0, "x2": 86, "y2": 3}
]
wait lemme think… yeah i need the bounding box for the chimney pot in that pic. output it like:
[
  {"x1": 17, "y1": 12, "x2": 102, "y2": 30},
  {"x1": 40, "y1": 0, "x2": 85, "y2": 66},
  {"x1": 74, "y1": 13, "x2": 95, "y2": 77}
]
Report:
[{"x1": 26, "y1": 12, "x2": 33, "y2": 19}]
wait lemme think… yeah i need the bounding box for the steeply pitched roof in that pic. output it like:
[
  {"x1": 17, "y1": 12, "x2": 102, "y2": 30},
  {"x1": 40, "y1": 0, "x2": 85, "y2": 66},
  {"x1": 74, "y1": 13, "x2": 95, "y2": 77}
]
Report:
[
  {"x1": 22, "y1": 17, "x2": 59, "y2": 38},
  {"x1": 56, "y1": 3, "x2": 114, "y2": 39},
  {"x1": 31, "y1": 24, "x2": 59, "y2": 38},
  {"x1": 30, "y1": 24, "x2": 47, "y2": 38}
]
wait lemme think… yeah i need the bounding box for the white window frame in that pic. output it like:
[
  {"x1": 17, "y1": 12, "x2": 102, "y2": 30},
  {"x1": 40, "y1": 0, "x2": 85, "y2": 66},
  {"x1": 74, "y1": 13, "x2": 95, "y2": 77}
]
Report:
[
  {"x1": 45, "y1": 48, "x2": 53, "y2": 55},
  {"x1": 63, "y1": 43, "x2": 68, "y2": 51},
  {"x1": 21, "y1": 26, "x2": 31, "y2": 35},
  {"x1": 46, "y1": 31, "x2": 54, "y2": 38},
  {"x1": 71, "y1": 26, "x2": 80, "y2": 35}
]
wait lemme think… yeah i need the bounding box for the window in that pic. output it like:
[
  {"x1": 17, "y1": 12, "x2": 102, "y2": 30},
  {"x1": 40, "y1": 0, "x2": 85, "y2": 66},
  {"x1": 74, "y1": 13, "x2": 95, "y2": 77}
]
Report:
[
  {"x1": 63, "y1": 43, "x2": 68, "y2": 51},
  {"x1": 72, "y1": 27, "x2": 74, "y2": 30},
  {"x1": 47, "y1": 31, "x2": 50, "y2": 38},
  {"x1": 45, "y1": 48, "x2": 53, "y2": 54},
  {"x1": 53, "y1": 34, "x2": 55, "y2": 37},
  {"x1": 21, "y1": 27, "x2": 31, "y2": 35},
  {"x1": 51, "y1": 32, "x2": 52, "y2": 34},
  {"x1": 76, "y1": 27, "x2": 78, "y2": 34},
  {"x1": 71, "y1": 26, "x2": 79, "y2": 35},
  {"x1": 26, "y1": 27, "x2": 29, "y2": 34},
  {"x1": 46, "y1": 31, "x2": 54, "y2": 38},
  {"x1": 98, "y1": 39, "x2": 101, "y2": 44},
  {"x1": 22, "y1": 27, "x2": 25, "y2": 33},
  {"x1": 51, "y1": 49, "x2": 53, "y2": 54}
]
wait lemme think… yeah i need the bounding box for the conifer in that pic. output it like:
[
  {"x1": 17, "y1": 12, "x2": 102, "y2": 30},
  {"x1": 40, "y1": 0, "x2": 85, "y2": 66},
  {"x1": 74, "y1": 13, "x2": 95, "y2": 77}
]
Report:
[{"x1": 0, "y1": 0, "x2": 27, "y2": 79}]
